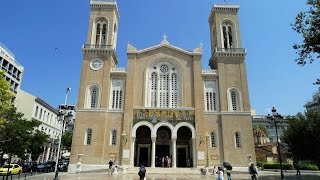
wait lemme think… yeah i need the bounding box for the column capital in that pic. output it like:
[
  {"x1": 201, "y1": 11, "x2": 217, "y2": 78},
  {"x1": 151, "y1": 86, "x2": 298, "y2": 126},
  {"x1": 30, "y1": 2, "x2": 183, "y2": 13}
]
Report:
[
  {"x1": 152, "y1": 137, "x2": 157, "y2": 142},
  {"x1": 131, "y1": 137, "x2": 136, "y2": 141},
  {"x1": 171, "y1": 138, "x2": 177, "y2": 143}
]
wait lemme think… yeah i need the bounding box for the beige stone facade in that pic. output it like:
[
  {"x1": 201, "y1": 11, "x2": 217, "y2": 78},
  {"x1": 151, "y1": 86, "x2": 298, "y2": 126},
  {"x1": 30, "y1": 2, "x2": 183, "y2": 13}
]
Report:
[{"x1": 69, "y1": 1, "x2": 255, "y2": 172}]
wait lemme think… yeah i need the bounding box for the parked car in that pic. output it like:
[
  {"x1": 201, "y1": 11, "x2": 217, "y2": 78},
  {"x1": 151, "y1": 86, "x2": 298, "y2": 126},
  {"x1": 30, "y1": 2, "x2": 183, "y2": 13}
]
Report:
[
  {"x1": 36, "y1": 163, "x2": 49, "y2": 172},
  {"x1": 45, "y1": 161, "x2": 56, "y2": 172},
  {"x1": 22, "y1": 163, "x2": 32, "y2": 173},
  {"x1": 0, "y1": 164, "x2": 22, "y2": 175}
]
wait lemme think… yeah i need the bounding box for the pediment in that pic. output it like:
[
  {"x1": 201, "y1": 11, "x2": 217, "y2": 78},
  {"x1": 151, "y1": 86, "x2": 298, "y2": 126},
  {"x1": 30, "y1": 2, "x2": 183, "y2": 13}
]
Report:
[{"x1": 127, "y1": 40, "x2": 202, "y2": 56}]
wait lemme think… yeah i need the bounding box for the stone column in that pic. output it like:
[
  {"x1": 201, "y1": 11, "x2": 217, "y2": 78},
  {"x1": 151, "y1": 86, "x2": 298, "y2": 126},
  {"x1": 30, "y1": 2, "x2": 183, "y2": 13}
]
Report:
[
  {"x1": 192, "y1": 138, "x2": 196, "y2": 167},
  {"x1": 130, "y1": 137, "x2": 136, "y2": 167},
  {"x1": 151, "y1": 137, "x2": 156, "y2": 168},
  {"x1": 45, "y1": 146, "x2": 51, "y2": 161},
  {"x1": 172, "y1": 138, "x2": 177, "y2": 168}
]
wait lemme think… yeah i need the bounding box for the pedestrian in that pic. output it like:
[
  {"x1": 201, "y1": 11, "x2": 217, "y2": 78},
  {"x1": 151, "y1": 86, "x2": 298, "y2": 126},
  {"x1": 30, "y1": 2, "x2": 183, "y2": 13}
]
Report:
[
  {"x1": 166, "y1": 156, "x2": 171, "y2": 168},
  {"x1": 161, "y1": 157, "x2": 165, "y2": 167},
  {"x1": 217, "y1": 166, "x2": 224, "y2": 180},
  {"x1": 226, "y1": 169, "x2": 232, "y2": 180},
  {"x1": 213, "y1": 166, "x2": 218, "y2": 179},
  {"x1": 248, "y1": 162, "x2": 258, "y2": 180},
  {"x1": 138, "y1": 163, "x2": 146, "y2": 180},
  {"x1": 294, "y1": 160, "x2": 301, "y2": 175},
  {"x1": 108, "y1": 159, "x2": 113, "y2": 175}
]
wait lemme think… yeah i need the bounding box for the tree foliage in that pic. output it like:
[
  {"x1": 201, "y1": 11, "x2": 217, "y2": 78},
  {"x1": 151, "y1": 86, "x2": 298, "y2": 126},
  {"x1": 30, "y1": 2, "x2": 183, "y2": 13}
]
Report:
[
  {"x1": 283, "y1": 111, "x2": 320, "y2": 163},
  {"x1": 62, "y1": 131, "x2": 73, "y2": 151},
  {"x1": 0, "y1": 70, "x2": 49, "y2": 162},
  {"x1": 0, "y1": 71, "x2": 14, "y2": 126},
  {"x1": 292, "y1": 0, "x2": 320, "y2": 66}
]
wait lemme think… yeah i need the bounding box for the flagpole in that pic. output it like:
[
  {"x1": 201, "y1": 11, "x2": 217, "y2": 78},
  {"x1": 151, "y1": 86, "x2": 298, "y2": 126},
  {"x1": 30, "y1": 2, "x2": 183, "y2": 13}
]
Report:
[{"x1": 64, "y1": 88, "x2": 71, "y2": 105}]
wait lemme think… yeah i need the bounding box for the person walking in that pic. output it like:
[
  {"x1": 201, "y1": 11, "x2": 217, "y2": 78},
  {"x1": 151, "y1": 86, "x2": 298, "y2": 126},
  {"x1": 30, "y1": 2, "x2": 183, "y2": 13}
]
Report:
[
  {"x1": 108, "y1": 159, "x2": 113, "y2": 175},
  {"x1": 166, "y1": 156, "x2": 171, "y2": 168},
  {"x1": 294, "y1": 160, "x2": 301, "y2": 175},
  {"x1": 226, "y1": 169, "x2": 232, "y2": 180},
  {"x1": 138, "y1": 163, "x2": 146, "y2": 180},
  {"x1": 217, "y1": 166, "x2": 224, "y2": 180},
  {"x1": 161, "y1": 157, "x2": 165, "y2": 168},
  {"x1": 248, "y1": 162, "x2": 258, "y2": 180}
]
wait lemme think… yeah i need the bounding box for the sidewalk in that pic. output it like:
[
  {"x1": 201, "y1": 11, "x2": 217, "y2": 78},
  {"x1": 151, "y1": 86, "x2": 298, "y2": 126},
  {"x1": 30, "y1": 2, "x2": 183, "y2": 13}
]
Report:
[{"x1": 25, "y1": 170, "x2": 320, "y2": 180}]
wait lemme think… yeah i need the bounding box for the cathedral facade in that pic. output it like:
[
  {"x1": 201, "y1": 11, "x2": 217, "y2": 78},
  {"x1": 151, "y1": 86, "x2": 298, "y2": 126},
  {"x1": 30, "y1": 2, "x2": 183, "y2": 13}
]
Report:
[{"x1": 69, "y1": 0, "x2": 256, "y2": 172}]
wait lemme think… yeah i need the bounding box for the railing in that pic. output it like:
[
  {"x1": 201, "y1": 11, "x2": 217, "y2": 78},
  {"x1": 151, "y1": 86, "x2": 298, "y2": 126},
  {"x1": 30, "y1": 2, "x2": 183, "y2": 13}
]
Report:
[
  {"x1": 202, "y1": 69, "x2": 218, "y2": 75},
  {"x1": 83, "y1": 44, "x2": 114, "y2": 49},
  {"x1": 111, "y1": 68, "x2": 126, "y2": 73},
  {"x1": 90, "y1": 0, "x2": 116, "y2": 4},
  {"x1": 133, "y1": 108, "x2": 195, "y2": 126},
  {"x1": 214, "y1": 47, "x2": 246, "y2": 53}
]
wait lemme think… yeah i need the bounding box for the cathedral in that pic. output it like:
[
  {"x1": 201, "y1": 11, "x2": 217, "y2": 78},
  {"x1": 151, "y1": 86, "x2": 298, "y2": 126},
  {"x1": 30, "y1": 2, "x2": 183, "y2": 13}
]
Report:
[{"x1": 69, "y1": 0, "x2": 256, "y2": 172}]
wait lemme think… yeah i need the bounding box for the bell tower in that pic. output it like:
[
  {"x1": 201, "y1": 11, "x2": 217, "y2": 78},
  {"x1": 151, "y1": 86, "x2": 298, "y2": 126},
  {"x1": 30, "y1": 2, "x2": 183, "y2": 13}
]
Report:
[
  {"x1": 70, "y1": 0, "x2": 120, "y2": 170},
  {"x1": 208, "y1": 4, "x2": 256, "y2": 166}
]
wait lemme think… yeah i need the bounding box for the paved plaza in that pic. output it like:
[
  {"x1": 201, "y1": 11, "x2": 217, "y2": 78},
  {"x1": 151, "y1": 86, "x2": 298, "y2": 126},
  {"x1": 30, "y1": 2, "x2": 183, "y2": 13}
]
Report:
[{"x1": 21, "y1": 171, "x2": 320, "y2": 180}]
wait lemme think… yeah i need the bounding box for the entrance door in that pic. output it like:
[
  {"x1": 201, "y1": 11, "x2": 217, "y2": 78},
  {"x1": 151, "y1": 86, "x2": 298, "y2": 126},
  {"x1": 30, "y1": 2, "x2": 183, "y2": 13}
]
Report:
[
  {"x1": 139, "y1": 147, "x2": 149, "y2": 166},
  {"x1": 177, "y1": 148, "x2": 187, "y2": 167},
  {"x1": 156, "y1": 145, "x2": 170, "y2": 167}
]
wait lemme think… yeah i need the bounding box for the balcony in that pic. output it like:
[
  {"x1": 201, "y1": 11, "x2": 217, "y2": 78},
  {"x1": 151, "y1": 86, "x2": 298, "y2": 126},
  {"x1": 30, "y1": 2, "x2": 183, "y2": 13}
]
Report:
[
  {"x1": 133, "y1": 108, "x2": 195, "y2": 127},
  {"x1": 202, "y1": 69, "x2": 218, "y2": 76},
  {"x1": 83, "y1": 44, "x2": 114, "y2": 49},
  {"x1": 111, "y1": 68, "x2": 126, "y2": 73},
  {"x1": 214, "y1": 47, "x2": 246, "y2": 53},
  {"x1": 91, "y1": 0, "x2": 116, "y2": 4},
  {"x1": 110, "y1": 68, "x2": 126, "y2": 77}
]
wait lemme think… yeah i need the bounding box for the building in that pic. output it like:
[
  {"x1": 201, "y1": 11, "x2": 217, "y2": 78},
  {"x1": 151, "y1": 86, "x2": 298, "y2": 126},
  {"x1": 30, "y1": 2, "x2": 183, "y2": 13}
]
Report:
[
  {"x1": 0, "y1": 42, "x2": 24, "y2": 95},
  {"x1": 69, "y1": 0, "x2": 256, "y2": 172},
  {"x1": 304, "y1": 87, "x2": 320, "y2": 112},
  {"x1": 15, "y1": 89, "x2": 62, "y2": 162},
  {"x1": 252, "y1": 115, "x2": 288, "y2": 144}
]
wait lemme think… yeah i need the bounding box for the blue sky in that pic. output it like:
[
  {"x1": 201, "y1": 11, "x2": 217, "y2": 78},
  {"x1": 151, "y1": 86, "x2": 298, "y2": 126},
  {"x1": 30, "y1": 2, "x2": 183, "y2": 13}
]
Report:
[{"x1": 1, "y1": 0, "x2": 319, "y2": 115}]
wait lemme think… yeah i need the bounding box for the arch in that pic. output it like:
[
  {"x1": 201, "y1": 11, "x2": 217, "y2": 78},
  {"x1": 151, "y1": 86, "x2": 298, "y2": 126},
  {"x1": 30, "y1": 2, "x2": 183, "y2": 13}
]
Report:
[
  {"x1": 173, "y1": 122, "x2": 195, "y2": 139},
  {"x1": 153, "y1": 122, "x2": 174, "y2": 138},
  {"x1": 91, "y1": 17, "x2": 109, "y2": 46},
  {"x1": 132, "y1": 121, "x2": 154, "y2": 138},
  {"x1": 227, "y1": 87, "x2": 243, "y2": 112},
  {"x1": 85, "y1": 83, "x2": 102, "y2": 108},
  {"x1": 219, "y1": 19, "x2": 238, "y2": 49},
  {"x1": 145, "y1": 59, "x2": 183, "y2": 108}
]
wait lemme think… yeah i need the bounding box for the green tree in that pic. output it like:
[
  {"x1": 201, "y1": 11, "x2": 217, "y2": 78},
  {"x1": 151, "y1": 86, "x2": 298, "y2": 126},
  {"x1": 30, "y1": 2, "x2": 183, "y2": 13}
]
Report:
[
  {"x1": 283, "y1": 111, "x2": 320, "y2": 163},
  {"x1": 62, "y1": 131, "x2": 73, "y2": 151},
  {"x1": 292, "y1": 0, "x2": 320, "y2": 67},
  {"x1": 253, "y1": 125, "x2": 268, "y2": 145},
  {"x1": 0, "y1": 71, "x2": 14, "y2": 125},
  {"x1": 0, "y1": 70, "x2": 48, "y2": 162},
  {"x1": 27, "y1": 130, "x2": 49, "y2": 161}
]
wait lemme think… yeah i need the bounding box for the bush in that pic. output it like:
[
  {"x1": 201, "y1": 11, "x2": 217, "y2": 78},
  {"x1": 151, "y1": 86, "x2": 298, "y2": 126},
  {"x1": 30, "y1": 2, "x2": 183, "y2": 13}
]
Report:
[
  {"x1": 300, "y1": 163, "x2": 319, "y2": 171},
  {"x1": 263, "y1": 163, "x2": 293, "y2": 170},
  {"x1": 256, "y1": 162, "x2": 264, "y2": 168}
]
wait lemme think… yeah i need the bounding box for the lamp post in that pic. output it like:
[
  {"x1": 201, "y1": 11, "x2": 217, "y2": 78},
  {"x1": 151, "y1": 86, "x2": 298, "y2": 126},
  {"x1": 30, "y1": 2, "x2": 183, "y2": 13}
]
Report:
[
  {"x1": 205, "y1": 132, "x2": 210, "y2": 167},
  {"x1": 121, "y1": 131, "x2": 127, "y2": 165},
  {"x1": 53, "y1": 108, "x2": 73, "y2": 180},
  {"x1": 266, "y1": 107, "x2": 284, "y2": 179}
]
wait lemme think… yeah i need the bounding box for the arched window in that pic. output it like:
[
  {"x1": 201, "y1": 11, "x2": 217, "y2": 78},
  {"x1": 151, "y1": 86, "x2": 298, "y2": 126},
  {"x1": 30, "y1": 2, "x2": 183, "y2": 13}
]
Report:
[
  {"x1": 86, "y1": 85, "x2": 100, "y2": 108},
  {"x1": 95, "y1": 19, "x2": 108, "y2": 46},
  {"x1": 228, "y1": 88, "x2": 241, "y2": 112},
  {"x1": 204, "y1": 81, "x2": 217, "y2": 112},
  {"x1": 85, "y1": 128, "x2": 93, "y2": 145},
  {"x1": 211, "y1": 131, "x2": 216, "y2": 147},
  {"x1": 109, "y1": 79, "x2": 124, "y2": 110},
  {"x1": 110, "y1": 129, "x2": 117, "y2": 145},
  {"x1": 39, "y1": 109, "x2": 43, "y2": 119},
  {"x1": 222, "y1": 22, "x2": 234, "y2": 49},
  {"x1": 147, "y1": 62, "x2": 181, "y2": 108},
  {"x1": 235, "y1": 131, "x2": 241, "y2": 147}
]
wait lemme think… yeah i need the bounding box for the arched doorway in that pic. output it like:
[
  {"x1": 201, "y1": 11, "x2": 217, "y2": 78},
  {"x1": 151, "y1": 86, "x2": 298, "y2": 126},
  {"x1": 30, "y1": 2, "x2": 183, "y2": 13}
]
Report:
[
  {"x1": 135, "y1": 126, "x2": 151, "y2": 167},
  {"x1": 155, "y1": 126, "x2": 171, "y2": 167},
  {"x1": 176, "y1": 126, "x2": 192, "y2": 167}
]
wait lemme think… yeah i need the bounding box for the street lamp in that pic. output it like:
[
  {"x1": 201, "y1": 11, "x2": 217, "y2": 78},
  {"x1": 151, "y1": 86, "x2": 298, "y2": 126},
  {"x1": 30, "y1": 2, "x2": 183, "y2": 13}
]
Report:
[
  {"x1": 205, "y1": 132, "x2": 210, "y2": 167},
  {"x1": 266, "y1": 107, "x2": 284, "y2": 179},
  {"x1": 121, "y1": 131, "x2": 127, "y2": 165},
  {"x1": 53, "y1": 108, "x2": 73, "y2": 180}
]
